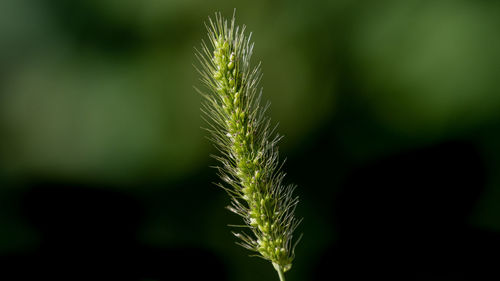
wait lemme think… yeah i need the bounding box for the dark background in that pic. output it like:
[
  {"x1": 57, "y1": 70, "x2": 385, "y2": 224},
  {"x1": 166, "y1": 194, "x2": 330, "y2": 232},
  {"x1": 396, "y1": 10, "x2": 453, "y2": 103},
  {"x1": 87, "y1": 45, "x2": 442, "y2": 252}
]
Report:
[{"x1": 1, "y1": 0, "x2": 500, "y2": 280}]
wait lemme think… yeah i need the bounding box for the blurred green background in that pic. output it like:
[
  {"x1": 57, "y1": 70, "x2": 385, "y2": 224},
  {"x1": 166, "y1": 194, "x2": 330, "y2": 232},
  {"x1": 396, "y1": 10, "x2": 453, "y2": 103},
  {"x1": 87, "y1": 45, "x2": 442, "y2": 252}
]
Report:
[{"x1": 1, "y1": 0, "x2": 500, "y2": 280}]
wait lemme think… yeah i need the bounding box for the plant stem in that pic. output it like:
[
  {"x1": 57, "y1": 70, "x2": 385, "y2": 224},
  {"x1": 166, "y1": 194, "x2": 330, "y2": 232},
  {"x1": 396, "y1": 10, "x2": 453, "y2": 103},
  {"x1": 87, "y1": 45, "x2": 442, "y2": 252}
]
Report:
[{"x1": 273, "y1": 263, "x2": 286, "y2": 281}]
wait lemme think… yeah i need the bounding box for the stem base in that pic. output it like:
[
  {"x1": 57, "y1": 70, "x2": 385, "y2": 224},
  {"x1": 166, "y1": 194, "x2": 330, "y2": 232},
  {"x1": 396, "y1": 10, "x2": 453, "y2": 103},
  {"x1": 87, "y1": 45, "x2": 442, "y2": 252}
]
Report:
[{"x1": 272, "y1": 262, "x2": 286, "y2": 281}]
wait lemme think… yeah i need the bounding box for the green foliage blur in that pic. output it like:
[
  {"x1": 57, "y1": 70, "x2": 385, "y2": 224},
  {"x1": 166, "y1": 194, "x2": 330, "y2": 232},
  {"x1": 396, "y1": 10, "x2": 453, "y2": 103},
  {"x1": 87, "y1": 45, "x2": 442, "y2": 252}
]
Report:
[{"x1": 1, "y1": 0, "x2": 500, "y2": 280}]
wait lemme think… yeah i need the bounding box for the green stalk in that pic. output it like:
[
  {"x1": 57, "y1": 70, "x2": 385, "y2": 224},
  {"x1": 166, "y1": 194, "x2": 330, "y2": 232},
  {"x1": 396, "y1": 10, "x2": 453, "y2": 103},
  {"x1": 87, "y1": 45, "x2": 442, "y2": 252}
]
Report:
[{"x1": 273, "y1": 262, "x2": 286, "y2": 281}]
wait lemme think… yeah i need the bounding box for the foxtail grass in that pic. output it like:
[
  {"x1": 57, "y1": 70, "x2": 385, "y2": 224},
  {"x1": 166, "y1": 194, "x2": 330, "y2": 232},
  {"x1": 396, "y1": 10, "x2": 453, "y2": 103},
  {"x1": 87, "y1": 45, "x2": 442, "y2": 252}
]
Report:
[{"x1": 194, "y1": 12, "x2": 302, "y2": 281}]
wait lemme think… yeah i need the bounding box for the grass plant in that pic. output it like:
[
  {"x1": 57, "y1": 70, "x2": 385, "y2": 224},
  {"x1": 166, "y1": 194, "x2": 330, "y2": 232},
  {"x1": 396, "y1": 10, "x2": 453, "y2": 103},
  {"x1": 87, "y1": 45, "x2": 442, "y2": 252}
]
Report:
[{"x1": 195, "y1": 12, "x2": 302, "y2": 281}]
